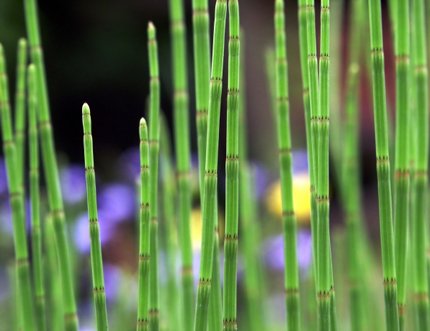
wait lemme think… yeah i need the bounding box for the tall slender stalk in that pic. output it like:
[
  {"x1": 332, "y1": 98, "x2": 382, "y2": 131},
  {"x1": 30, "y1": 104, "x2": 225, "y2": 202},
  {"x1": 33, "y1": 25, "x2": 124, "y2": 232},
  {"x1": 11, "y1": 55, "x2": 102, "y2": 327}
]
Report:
[
  {"x1": 137, "y1": 118, "x2": 151, "y2": 331},
  {"x1": 23, "y1": 0, "x2": 79, "y2": 328},
  {"x1": 274, "y1": 1, "x2": 300, "y2": 330},
  {"x1": 208, "y1": 227, "x2": 223, "y2": 331},
  {"x1": 367, "y1": 0, "x2": 399, "y2": 330},
  {"x1": 82, "y1": 103, "x2": 109, "y2": 331},
  {"x1": 193, "y1": 1, "x2": 227, "y2": 329},
  {"x1": 168, "y1": 0, "x2": 194, "y2": 328},
  {"x1": 0, "y1": 44, "x2": 35, "y2": 331},
  {"x1": 14, "y1": 38, "x2": 27, "y2": 184},
  {"x1": 411, "y1": 0, "x2": 429, "y2": 328},
  {"x1": 28, "y1": 64, "x2": 46, "y2": 331},
  {"x1": 223, "y1": 0, "x2": 240, "y2": 330},
  {"x1": 393, "y1": 0, "x2": 411, "y2": 328},
  {"x1": 147, "y1": 22, "x2": 160, "y2": 331}
]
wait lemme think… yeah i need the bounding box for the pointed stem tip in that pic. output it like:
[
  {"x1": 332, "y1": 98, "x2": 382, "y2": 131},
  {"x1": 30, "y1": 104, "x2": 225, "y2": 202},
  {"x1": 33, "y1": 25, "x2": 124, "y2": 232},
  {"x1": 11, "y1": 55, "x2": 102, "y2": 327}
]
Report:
[{"x1": 139, "y1": 117, "x2": 148, "y2": 140}]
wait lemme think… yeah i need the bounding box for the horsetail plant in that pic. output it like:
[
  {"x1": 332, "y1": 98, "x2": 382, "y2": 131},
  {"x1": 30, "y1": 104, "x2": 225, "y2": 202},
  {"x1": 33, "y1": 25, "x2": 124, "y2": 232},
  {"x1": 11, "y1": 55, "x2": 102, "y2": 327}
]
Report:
[
  {"x1": 137, "y1": 117, "x2": 151, "y2": 331},
  {"x1": 147, "y1": 22, "x2": 161, "y2": 331},
  {"x1": 316, "y1": 0, "x2": 337, "y2": 329},
  {"x1": 274, "y1": 1, "x2": 300, "y2": 330},
  {"x1": 23, "y1": 0, "x2": 79, "y2": 328},
  {"x1": 223, "y1": 0, "x2": 240, "y2": 330},
  {"x1": 168, "y1": 0, "x2": 194, "y2": 328},
  {"x1": 367, "y1": 0, "x2": 399, "y2": 329},
  {"x1": 411, "y1": 0, "x2": 430, "y2": 328},
  {"x1": 28, "y1": 64, "x2": 47, "y2": 331},
  {"x1": 82, "y1": 103, "x2": 109, "y2": 331},
  {"x1": 393, "y1": 0, "x2": 411, "y2": 328},
  {"x1": 14, "y1": 38, "x2": 27, "y2": 185},
  {"x1": 193, "y1": 1, "x2": 227, "y2": 329},
  {"x1": 0, "y1": 44, "x2": 36, "y2": 331}
]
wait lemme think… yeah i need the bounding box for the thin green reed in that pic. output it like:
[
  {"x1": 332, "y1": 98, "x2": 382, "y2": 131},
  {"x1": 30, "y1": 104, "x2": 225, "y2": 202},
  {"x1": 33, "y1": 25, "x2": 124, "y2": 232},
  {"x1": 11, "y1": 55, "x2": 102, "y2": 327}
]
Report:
[
  {"x1": 411, "y1": 0, "x2": 430, "y2": 328},
  {"x1": 193, "y1": 1, "x2": 227, "y2": 329},
  {"x1": 147, "y1": 22, "x2": 161, "y2": 331},
  {"x1": 192, "y1": 0, "x2": 211, "y2": 192},
  {"x1": 168, "y1": 0, "x2": 194, "y2": 328},
  {"x1": 274, "y1": 1, "x2": 300, "y2": 330},
  {"x1": 367, "y1": 0, "x2": 399, "y2": 330},
  {"x1": 159, "y1": 115, "x2": 180, "y2": 331},
  {"x1": 28, "y1": 64, "x2": 47, "y2": 331},
  {"x1": 14, "y1": 38, "x2": 27, "y2": 184},
  {"x1": 82, "y1": 103, "x2": 109, "y2": 331},
  {"x1": 342, "y1": 0, "x2": 366, "y2": 329},
  {"x1": 23, "y1": 0, "x2": 79, "y2": 328},
  {"x1": 223, "y1": 0, "x2": 240, "y2": 330},
  {"x1": 0, "y1": 44, "x2": 35, "y2": 331},
  {"x1": 393, "y1": 0, "x2": 411, "y2": 328},
  {"x1": 137, "y1": 118, "x2": 151, "y2": 331},
  {"x1": 208, "y1": 230, "x2": 223, "y2": 331}
]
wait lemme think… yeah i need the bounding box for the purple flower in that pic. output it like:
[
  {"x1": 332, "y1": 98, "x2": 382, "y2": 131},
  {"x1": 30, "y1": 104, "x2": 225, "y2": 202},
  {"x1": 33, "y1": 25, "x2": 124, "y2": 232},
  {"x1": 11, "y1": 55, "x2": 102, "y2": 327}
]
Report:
[
  {"x1": 103, "y1": 264, "x2": 121, "y2": 302},
  {"x1": 263, "y1": 230, "x2": 313, "y2": 274},
  {"x1": 60, "y1": 165, "x2": 87, "y2": 205},
  {"x1": 73, "y1": 210, "x2": 115, "y2": 253},
  {"x1": 98, "y1": 183, "x2": 136, "y2": 224},
  {"x1": 292, "y1": 150, "x2": 309, "y2": 174},
  {"x1": 0, "y1": 159, "x2": 7, "y2": 196}
]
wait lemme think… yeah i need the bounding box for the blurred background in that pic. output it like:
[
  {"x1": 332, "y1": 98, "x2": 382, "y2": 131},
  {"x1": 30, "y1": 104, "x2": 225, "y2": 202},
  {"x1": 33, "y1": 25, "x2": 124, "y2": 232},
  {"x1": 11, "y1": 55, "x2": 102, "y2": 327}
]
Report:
[{"x1": 0, "y1": 0, "x2": 400, "y2": 329}]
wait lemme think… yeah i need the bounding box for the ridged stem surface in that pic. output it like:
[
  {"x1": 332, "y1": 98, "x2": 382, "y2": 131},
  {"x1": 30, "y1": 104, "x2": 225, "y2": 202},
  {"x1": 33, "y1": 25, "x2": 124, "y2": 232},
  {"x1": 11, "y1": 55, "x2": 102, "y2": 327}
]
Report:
[
  {"x1": 274, "y1": 1, "x2": 300, "y2": 330},
  {"x1": 137, "y1": 118, "x2": 151, "y2": 331},
  {"x1": 168, "y1": 0, "x2": 194, "y2": 328},
  {"x1": 367, "y1": 0, "x2": 399, "y2": 329},
  {"x1": 23, "y1": 0, "x2": 78, "y2": 328},
  {"x1": 82, "y1": 104, "x2": 109, "y2": 331},
  {"x1": 28, "y1": 64, "x2": 47, "y2": 331},
  {"x1": 0, "y1": 44, "x2": 35, "y2": 331},
  {"x1": 193, "y1": 1, "x2": 227, "y2": 330},
  {"x1": 147, "y1": 22, "x2": 160, "y2": 331}
]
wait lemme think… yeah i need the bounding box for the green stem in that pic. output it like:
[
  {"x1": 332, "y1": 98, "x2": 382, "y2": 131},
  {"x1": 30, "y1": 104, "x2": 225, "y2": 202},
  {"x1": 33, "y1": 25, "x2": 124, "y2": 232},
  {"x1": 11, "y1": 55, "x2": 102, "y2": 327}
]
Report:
[
  {"x1": 28, "y1": 64, "x2": 47, "y2": 331},
  {"x1": 274, "y1": 1, "x2": 300, "y2": 330},
  {"x1": 147, "y1": 22, "x2": 160, "y2": 331},
  {"x1": 137, "y1": 118, "x2": 151, "y2": 331},
  {"x1": 367, "y1": 0, "x2": 399, "y2": 329},
  {"x1": 0, "y1": 44, "x2": 35, "y2": 331},
  {"x1": 23, "y1": 0, "x2": 79, "y2": 327},
  {"x1": 82, "y1": 103, "x2": 109, "y2": 331},
  {"x1": 168, "y1": 0, "x2": 194, "y2": 328}
]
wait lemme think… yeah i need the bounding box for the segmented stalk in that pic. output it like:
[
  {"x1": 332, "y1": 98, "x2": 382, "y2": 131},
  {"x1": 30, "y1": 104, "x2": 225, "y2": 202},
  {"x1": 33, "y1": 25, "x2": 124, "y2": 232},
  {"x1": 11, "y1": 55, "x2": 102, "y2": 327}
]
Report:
[
  {"x1": 393, "y1": 0, "x2": 411, "y2": 328},
  {"x1": 274, "y1": 1, "x2": 300, "y2": 330},
  {"x1": 23, "y1": 0, "x2": 79, "y2": 327},
  {"x1": 147, "y1": 22, "x2": 160, "y2": 331},
  {"x1": 14, "y1": 38, "x2": 27, "y2": 185},
  {"x1": 223, "y1": 0, "x2": 240, "y2": 330},
  {"x1": 0, "y1": 44, "x2": 35, "y2": 331},
  {"x1": 193, "y1": 1, "x2": 227, "y2": 329},
  {"x1": 367, "y1": 0, "x2": 399, "y2": 329},
  {"x1": 82, "y1": 103, "x2": 109, "y2": 331},
  {"x1": 28, "y1": 64, "x2": 46, "y2": 331},
  {"x1": 168, "y1": 0, "x2": 194, "y2": 328},
  {"x1": 137, "y1": 118, "x2": 151, "y2": 331},
  {"x1": 411, "y1": 0, "x2": 430, "y2": 328}
]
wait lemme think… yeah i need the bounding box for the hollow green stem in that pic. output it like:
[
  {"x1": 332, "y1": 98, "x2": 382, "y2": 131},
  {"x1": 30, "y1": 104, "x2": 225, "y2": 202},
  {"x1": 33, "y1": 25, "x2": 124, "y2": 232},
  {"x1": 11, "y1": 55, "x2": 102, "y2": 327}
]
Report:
[
  {"x1": 82, "y1": 103, "x2": 109, "y2": 331},
  {"x1": 137, "y1": 118, "x2": 151, "y2": 331}
]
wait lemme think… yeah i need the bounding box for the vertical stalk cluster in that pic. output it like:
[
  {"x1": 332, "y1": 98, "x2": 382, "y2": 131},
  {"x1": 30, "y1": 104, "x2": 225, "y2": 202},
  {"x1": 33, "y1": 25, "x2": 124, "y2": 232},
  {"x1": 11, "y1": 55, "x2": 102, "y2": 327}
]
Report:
[
  {"x1": 137, "y1": 118, "x2": 151, "y2": 331},
  {"x1": 393, "y1": 0, "x2": 410, "y2": 328},
  {"x1": 23, "y1": 0, "x2": 79, "y2": 328},
  {"x1": 367, "y1": 0, "x2": 399, "y2": 330},
  {"x1": 147, "y1": 22, "x2": 160, "y2": 331},
  {"x1": 168, "y1": 0, "x2": 194, "y2": 328},
  {"x1": 274, "y1": 1, "x2": 300, "y2": 330},
  {"x1": 0, "y1": 44, "x2": 36, "y2": 331},
  {"x1": 28, "y1": 64, "x2": 47, "y2": 331},
  {"x1": 223, "y1": 0, "x2": 240, "y2": 330},
  {"x1": 193, "y1": 1, "x2": 227, "y2": 330},
  {"x1": 411, "y1": 0, "x2": 429, "y2": 328},
  {"x1": 82, "y1": 103, "x2": 109, "y2": 331},
  {"x1": 14, "y1": 38, "x2": 27, "y2": 184}
]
